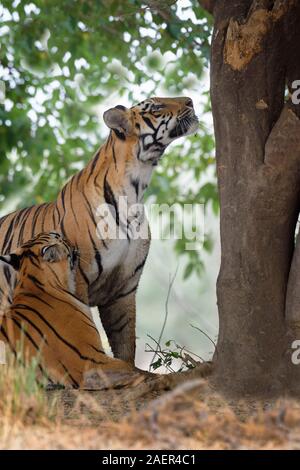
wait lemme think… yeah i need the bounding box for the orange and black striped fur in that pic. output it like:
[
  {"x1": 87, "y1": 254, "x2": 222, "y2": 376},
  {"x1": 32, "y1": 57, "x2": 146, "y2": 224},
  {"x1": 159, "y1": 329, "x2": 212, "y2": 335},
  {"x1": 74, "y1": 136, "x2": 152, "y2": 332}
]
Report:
[
  {"x1": 0, "y1": 232, "x2": 131, "y2": 388},
  {"x1": 0, "y1": 97, "x2": 198, "y2": 364}
]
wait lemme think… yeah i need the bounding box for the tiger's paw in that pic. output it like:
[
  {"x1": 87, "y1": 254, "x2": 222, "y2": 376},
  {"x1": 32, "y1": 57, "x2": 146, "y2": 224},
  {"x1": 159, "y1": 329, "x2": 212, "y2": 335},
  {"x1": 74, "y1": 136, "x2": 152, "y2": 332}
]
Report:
[{"x1": 82, "y1": 368, "x2": 147, "y2": 391}]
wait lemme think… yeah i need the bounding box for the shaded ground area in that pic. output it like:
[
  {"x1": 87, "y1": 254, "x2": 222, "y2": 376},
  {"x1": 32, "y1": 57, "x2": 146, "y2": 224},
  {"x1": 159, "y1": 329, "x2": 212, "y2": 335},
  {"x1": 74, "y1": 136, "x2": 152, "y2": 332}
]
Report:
[{"x1": 2, "y1": 365, "x2": 300, "y2": 449}]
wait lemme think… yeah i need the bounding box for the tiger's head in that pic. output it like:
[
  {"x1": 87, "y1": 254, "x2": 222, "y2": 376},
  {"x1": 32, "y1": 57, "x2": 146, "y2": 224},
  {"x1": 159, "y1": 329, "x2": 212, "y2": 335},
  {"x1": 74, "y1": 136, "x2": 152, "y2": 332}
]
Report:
[
  {"x1": 0, "y1": 232, "x2": 79, "y2": 295},
  {"x1": 103, "y1": 97, "x2": 198, "y2": 163}
]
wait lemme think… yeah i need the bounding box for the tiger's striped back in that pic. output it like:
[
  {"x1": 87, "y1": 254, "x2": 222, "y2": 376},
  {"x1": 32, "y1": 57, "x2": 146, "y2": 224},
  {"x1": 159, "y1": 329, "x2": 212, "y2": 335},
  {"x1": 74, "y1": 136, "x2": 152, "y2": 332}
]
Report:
[{"x1": 0, "y1": 232, "x2": 131, "y2": 388}]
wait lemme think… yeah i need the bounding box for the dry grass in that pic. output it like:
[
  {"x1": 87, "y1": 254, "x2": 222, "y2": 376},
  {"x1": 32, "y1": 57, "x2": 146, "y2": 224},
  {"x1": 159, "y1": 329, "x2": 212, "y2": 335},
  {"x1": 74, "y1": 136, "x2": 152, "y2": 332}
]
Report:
[
  {"x1": 2, "y1": 356, "x2": 300, "y2": 449},
  {"x1": 0, "y1": 349, "x2": 57, "y2": 443}
]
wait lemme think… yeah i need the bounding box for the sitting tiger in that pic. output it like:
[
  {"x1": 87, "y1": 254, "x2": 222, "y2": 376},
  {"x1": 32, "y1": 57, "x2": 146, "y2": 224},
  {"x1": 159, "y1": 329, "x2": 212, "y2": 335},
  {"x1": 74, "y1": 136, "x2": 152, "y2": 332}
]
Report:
[
  {"x1": 0, "y1": 232, "x2": 132, "y2": 388},
  {"x1": 0, "y1": 97, "x2": 198, "y2": 364}
]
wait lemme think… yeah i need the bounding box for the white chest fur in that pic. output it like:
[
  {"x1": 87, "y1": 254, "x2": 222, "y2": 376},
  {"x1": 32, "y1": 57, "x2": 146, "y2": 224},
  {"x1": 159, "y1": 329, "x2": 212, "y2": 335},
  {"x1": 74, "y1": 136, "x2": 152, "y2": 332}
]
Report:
[
  {"x1": 126, "y1": 160, "x2": 154, "y2": 204},
  {"x1": 101, "y1": 238, "x2": 130, "y2": 273},
  {"x1": 97, "y1": 160, "x2": 153, "y2": 272},
  {"x1": 87, "y1": 160, "x2": 153, "y2": 305}
]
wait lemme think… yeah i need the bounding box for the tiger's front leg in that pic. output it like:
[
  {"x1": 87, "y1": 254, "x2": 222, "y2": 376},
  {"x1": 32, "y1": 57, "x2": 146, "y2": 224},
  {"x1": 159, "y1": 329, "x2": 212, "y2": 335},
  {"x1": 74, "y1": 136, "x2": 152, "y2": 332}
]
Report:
[{"x1": 98, "y1": 291, "x2": 136, "y2": 364}]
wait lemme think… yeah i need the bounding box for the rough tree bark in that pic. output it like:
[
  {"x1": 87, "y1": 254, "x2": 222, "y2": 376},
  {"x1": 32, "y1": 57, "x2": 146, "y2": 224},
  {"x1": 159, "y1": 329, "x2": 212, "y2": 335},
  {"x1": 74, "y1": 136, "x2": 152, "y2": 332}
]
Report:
[{"x1": 201, "y1": 0, "x2": 300, "y2": 395}]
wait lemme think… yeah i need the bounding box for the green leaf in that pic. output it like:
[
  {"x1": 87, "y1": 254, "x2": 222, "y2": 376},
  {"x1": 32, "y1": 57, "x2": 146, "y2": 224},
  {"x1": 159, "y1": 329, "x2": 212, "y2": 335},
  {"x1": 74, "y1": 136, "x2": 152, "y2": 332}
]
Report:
[{"x1": 183, "y1": 262, "x2": 194, "y2": 280}]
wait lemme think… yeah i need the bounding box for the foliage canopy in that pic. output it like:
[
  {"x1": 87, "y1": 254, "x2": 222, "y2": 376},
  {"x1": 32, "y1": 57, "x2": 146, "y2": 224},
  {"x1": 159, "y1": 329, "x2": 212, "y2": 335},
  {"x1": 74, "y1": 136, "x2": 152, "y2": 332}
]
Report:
[{"x1": 0, "y1": 0, "x2": 216, "y2": 278}]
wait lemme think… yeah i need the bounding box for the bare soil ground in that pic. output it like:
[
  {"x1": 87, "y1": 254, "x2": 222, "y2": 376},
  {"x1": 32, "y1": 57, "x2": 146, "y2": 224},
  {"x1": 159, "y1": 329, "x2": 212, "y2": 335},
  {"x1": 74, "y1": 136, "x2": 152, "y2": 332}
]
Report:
[{"x1": 2, "y1": 365, "x2": 300, "y2": 450}]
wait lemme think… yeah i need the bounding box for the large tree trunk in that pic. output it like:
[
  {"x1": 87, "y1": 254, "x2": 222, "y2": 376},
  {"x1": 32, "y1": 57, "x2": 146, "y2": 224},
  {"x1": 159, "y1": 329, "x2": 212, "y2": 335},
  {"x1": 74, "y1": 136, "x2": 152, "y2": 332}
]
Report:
[{"x1": 206, "y1": 0, "x2": 300, "y2": 394}]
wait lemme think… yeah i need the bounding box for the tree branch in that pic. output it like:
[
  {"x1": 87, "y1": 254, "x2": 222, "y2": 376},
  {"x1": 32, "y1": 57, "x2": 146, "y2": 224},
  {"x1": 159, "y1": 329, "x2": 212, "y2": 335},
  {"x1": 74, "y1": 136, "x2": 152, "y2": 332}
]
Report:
[
  {"x1": 145, "y1": 0, "x2": 173, "y2": 21},
  {"x1": 198, "y1": 0, "x2": 216, "y2": 15}
]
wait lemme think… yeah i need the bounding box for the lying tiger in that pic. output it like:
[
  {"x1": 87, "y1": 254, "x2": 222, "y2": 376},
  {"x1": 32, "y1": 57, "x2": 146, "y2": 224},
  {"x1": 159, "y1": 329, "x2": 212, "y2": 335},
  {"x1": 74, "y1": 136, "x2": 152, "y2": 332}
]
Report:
[
  {"x1": 0, "y1": 97, "x2": 198, "y2": 364},
  {"x1": 0, "y1": 232, "x2": 132, "y2": 388}
]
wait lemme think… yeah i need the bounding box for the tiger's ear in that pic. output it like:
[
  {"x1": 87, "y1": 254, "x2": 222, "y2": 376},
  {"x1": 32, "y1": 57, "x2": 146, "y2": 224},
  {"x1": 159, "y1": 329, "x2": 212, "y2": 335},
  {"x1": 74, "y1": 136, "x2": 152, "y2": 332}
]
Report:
[
  {"x1": 103, "y1": 106, "x2": 133, "y2": 135},
  {"x1": 41, "y1": 245, "x2": 62, "y2": 263},
  {"x1": 0, "y1": 254, "x2": 21, "y2": 271}
]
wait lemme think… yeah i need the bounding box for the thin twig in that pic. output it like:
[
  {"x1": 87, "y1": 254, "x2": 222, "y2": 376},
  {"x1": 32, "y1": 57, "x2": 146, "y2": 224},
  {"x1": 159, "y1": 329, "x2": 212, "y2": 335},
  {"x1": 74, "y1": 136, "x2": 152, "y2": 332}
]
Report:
[
  {"x1": 147, "y1": 335, "x2": 176, "y2": 373},
  {"x1": 190, "y1": 323, "x2": 218, "y2": 356},
  {"x1": 171, "y1": 340, "x2": 205, "y2": 363},
  {"x1": 150, "y1": 265, "x2": 179, "y2": 369},
  {"x1": 146, "y1": 338, "x2": 175, "y2": 373}
]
